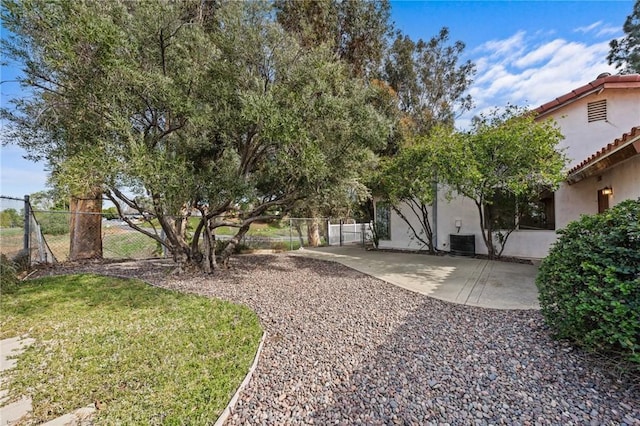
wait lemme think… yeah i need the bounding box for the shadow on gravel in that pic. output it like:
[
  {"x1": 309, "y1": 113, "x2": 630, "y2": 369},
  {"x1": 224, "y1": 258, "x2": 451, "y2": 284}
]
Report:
[{"x1": 313, "y1": 298, "x2": 640, "y2": 425}]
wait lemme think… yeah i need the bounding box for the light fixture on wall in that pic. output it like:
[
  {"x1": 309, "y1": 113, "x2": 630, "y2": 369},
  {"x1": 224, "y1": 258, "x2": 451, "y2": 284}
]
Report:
[
  {"x1": 455, "y1": 219, "x2": 462, "y2": 233},
  {"x1": 601, "y1": 186, "x2": 613, "y2": 196}
]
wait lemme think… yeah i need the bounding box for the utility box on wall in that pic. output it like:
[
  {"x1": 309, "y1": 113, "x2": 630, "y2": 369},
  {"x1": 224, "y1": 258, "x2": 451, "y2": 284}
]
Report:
[{"x1": 450, "y1": 234, "x2": 475, "y2": 256}]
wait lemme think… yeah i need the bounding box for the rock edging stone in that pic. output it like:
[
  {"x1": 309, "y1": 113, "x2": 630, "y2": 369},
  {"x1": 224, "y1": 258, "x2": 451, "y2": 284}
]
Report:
[{"x1": 214, "y1": 330, "x2": 267, "y2": 426}]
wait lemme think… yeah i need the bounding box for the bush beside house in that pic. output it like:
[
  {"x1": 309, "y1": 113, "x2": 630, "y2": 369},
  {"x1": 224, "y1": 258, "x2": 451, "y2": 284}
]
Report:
[{"x1": 536, "y1": 199, "x2": 640, "y2": 363}]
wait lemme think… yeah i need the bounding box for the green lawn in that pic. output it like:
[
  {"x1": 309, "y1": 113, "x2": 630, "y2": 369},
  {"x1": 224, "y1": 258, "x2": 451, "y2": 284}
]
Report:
[
  {"x1": 0, "y1": 274, "x2": 263, "y2": 425},
  {"x1": 0, "y1": 227, "x2": 24, "y2": 258}
]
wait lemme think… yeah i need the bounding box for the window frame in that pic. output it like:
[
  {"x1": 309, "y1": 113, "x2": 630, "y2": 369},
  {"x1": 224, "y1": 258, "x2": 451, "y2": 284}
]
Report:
[
  {"x1": 484, "y1": 190, "x2": 556, "y2": 231},
  {"x1": 375, "y1": 201, "x2": 391, "y2": 240}
]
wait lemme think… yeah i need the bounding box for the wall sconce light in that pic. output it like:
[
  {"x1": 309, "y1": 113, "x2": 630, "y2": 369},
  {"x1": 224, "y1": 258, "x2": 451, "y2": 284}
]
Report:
[
  {"x1": 601, "y1": 187, "x2": 613, "y2": 196},
  {"x1": 455, "y1": 219, "x2": 462, "y2": 233}
]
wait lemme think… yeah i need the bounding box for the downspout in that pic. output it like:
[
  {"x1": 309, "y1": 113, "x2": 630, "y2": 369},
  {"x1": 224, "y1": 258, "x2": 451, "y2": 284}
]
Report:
[{"x1": 432, "y1": 181, "x2": 438, "y2": 251}]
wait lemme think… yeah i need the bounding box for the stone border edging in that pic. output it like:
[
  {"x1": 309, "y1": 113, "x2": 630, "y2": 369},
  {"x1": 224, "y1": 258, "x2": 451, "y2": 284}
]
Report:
[{"x1": 214, "y1": 330, "x2": 267, "y2": 426}]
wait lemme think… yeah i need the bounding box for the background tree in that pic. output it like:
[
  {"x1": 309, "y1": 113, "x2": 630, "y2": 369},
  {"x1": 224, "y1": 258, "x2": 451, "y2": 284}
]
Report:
[
  {"x1": 608, "y1": 0, "x2": 640, "y2": 74},
  {"x1": 0, "y1": 209, "x2": 22, "y2": 228},
  {"x1": 275, "y1": 0, "x2": 392, "y2": 79},
  {"x1": 442, "y1": 106, "x2": 567, "y2": 259},
  {"x1": 382, "y1": 28, "x2": 475, "y2": 142},
  {"x1": 29, "y1": 190, "x2": 69, "y2": 211},
  {"x1": 274, "y1": 0, "x2": 393, "y2": 246}
]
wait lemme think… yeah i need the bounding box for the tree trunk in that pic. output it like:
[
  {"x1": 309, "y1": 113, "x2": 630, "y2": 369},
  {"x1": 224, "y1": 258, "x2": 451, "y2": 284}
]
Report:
[
  {"x1": 307, "y1": 216, "x2": 321, "y2": 247},
  {"x1": 200, "y1": 217, "x2": 219, "y2": 273},
  {"x1": 69, "y1": 191, "x2": 103, "y2": 261},
  {"x1": 476, "y1": 200, "x2": 496, "y2": 260},
  {"x1": 219, "y1": 223, "x2": 250, "y2": 267}
]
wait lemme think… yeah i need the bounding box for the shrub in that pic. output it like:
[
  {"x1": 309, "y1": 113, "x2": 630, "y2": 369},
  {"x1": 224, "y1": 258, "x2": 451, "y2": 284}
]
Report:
[
  {"x1": 1, "y1": 254, "x2": 19, "y2": 294},
  {"x1": 536, "y1": 199, "x2": 640, "y2": 363},
  {"x1": 37, "y1": 211, "x2": 70, "y2": 235},
  {"x1": 12, "y1": 249, "x2": 30, "y2": 273}
]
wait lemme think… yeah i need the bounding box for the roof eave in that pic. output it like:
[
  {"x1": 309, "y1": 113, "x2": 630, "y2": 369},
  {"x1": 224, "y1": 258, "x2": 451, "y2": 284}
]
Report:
[{"x1": 567, "y1": 134, "x2": 640, "y2": 184}]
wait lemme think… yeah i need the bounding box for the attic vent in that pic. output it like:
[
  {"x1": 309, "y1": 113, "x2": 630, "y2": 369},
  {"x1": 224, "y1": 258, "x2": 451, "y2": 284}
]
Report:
[{"x1": 587, "y1": 99, "x2": 607, "y2": 122}]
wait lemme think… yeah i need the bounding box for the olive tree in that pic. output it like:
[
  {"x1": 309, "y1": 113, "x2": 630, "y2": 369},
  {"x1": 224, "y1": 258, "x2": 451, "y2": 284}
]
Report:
[{"x1": 1, "y1": 0, "x2": 389, "y2": 271}]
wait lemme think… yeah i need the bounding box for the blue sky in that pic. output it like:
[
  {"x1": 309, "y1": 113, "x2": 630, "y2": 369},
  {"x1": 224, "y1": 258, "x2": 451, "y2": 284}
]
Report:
[{"x1": 0, "y1": 0, "x2": 635, "y2": 198}]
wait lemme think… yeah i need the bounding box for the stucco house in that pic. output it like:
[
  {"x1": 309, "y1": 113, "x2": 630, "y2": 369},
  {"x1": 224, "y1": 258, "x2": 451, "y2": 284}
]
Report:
[{"x1": 375, "y1": 73, "x2": 640, "y2": 259}]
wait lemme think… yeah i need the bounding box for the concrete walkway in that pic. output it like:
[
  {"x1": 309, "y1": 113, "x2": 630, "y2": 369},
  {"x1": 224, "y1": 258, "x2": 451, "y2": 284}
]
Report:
[
  {"x1": 1, "y1": 336, "x2": 34, "y2": 426},
  {"x1": 291, "y1": 246, "x2": 540, "y2": 310}
]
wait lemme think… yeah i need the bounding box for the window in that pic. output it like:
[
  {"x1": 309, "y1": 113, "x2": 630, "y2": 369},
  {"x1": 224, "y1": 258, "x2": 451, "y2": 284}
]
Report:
[
  {"x1": 587, "y1": 99, "x2": 606, "y2": 123},
  {"x1": 484, "y1": 191, "x2": 516, "y2": 230},
  {"x1": 375, "y1": 202, "x2": 391, "y2": 240},
  {"x1": 484, "y1": 190, "x2": 555, "y2": 231},
  {"x1": 519, "y1": 190, "x2": 555, "y2": 230}
]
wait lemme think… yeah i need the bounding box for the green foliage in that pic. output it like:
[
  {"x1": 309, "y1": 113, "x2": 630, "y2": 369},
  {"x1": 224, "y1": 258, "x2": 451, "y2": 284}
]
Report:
[
  {"x1": 275, "y1": 0, "x2": 392, "y2": 79},
  {"x1": 0, "y1": 274, "x2": 263, "y2": 424},
  {"x1": 536, "y1": 199, "x2": 640, "y2": 363},
  {"x1": 0, "y1": 254, "x2": 19, "y2": 294},
  {"x1": 382, "y1": 28, "x2": 476, "y2": 137},
  {"x1": 101, "y1": 207, "x2": 118, "y2": 220},
  {"x1": 0, "y1": 209, "x2": 23, "y2": 228},
  {"x1": 1, "y1": 0, "x2": 390, "y2": 270},
  {"x1": 608, "y1": 0, "x2": 640, "y2": 74},
  {"x1": 36, "y1": 212, "x2": 70, "y2": 236},
  {"x1": 29, "y1": 190, "x2": 69, "y2": 210}
]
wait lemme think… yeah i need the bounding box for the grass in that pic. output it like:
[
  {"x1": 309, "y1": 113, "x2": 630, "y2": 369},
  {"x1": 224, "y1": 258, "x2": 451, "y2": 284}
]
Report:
[
  {"x1": 216, "y1": 221, "x2": 291, "y2": 238},
  {"x1": 0, "y1": 274, "x2": 263, "y2": 425},
  {"x1": 102, "y1": 232, "x2": 158, "y2": 259},
  {"x1": 38, "y1": 231, "x2": 159, "y2": 262},
  {"x1": 0, "y1": 227, "x2": 25, "y2": 258},
  {"x1": 3, "y1": 219, "x2": 308, "y2": 262}
]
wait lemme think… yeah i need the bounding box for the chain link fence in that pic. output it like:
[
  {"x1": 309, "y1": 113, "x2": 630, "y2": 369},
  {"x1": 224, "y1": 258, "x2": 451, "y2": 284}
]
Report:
[
  {"x1": 1, "y1": 196, "x2": 54, "y2": 267},
  {"x1": 1, "y1": 195, "x2": 372, "y2": 267}
]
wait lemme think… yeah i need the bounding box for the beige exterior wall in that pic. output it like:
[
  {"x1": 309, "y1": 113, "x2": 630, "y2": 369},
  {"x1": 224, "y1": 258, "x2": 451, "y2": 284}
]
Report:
[{"x1": 543, "y1": 88, "x2": 640, "y2": 169}]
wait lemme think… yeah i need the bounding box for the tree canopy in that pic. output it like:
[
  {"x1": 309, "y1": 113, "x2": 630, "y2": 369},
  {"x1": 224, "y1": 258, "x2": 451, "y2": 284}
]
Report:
[
  {"x1": 1, "y1": 0, "x2": 389, "y2": 270},
  {"x1": 443, "y1": 107, "x2": 567, "y2": 259},
  {"x1": 382, "y1": 28, "x2": 475, "y2": 141},
  {"x1": 608, "y1": 0, "x2": 640, "y2": 74}
]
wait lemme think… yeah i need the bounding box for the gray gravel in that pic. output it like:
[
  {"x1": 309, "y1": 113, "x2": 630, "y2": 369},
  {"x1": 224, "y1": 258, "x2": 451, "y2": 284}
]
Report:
[{"x1": 39, "y1": 255, "x2": 639, "y2": 425}]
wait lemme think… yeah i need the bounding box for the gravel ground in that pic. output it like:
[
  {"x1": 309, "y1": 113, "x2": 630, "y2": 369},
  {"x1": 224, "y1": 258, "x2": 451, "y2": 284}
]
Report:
[{"x1": 37, "y1": 255, "x2": 639, "y2": 425}]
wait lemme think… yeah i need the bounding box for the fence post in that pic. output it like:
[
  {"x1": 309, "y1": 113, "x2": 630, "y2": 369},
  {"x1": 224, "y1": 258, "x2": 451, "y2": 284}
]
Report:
[
  {"x1": 326, "y1": 219, "x2": 331, "y2": 246},
  {"x1": 289, "y1": 218, "x2": 293, "y2": 251},
  {"x1": 23, "y1": 195, "x2": 30, "y2": 253},
  {"x1": 339, "y1": 219, "x2": 343, "y2": 246}
]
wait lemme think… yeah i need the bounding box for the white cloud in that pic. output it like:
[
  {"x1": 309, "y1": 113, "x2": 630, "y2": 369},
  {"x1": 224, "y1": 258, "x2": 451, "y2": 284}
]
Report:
[
  {"x1": 573, "y1": 21, "x2": 621, "y2": 39},
  {"x1": 475, "y1": 31, "x2": 527, "y2": 61},
  {"x1": 596, "y1": 25, "x2": 621, "y2": 37},
  {"x1": 457, "y1": 31, "x2": 617, "y2": 131},
  {"x1": 574, "y1": 21, "x2": 602, "y2": 33},
  {"x1": 513, "y1": 39, "x2": 566, "y2": 68}
]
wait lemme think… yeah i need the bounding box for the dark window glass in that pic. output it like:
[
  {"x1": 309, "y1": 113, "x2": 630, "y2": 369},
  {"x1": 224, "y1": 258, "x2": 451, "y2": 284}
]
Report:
[{"x1": 375, "y1": 202, "x2": 391, "y2": 240}]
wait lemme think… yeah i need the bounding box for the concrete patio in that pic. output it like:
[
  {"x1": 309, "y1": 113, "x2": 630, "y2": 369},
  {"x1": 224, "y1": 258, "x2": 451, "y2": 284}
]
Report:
[{"x1": 291, "y1": 246, "x2": 540, "y2": 309}]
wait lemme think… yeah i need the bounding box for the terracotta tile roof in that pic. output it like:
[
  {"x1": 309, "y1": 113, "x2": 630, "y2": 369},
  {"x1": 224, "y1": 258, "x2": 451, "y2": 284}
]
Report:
[
  {"x1": 567, "y1": 126, "x2": 640, "y2": 178},
  {"x1": 534, "y1": 74, "x2": 640, "y2": 117}
]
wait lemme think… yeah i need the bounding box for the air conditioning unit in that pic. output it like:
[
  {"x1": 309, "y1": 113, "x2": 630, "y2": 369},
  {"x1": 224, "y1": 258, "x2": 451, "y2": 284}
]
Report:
[{"x1": 450, "y1": 234, "x2": 475, "y2": 256}]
